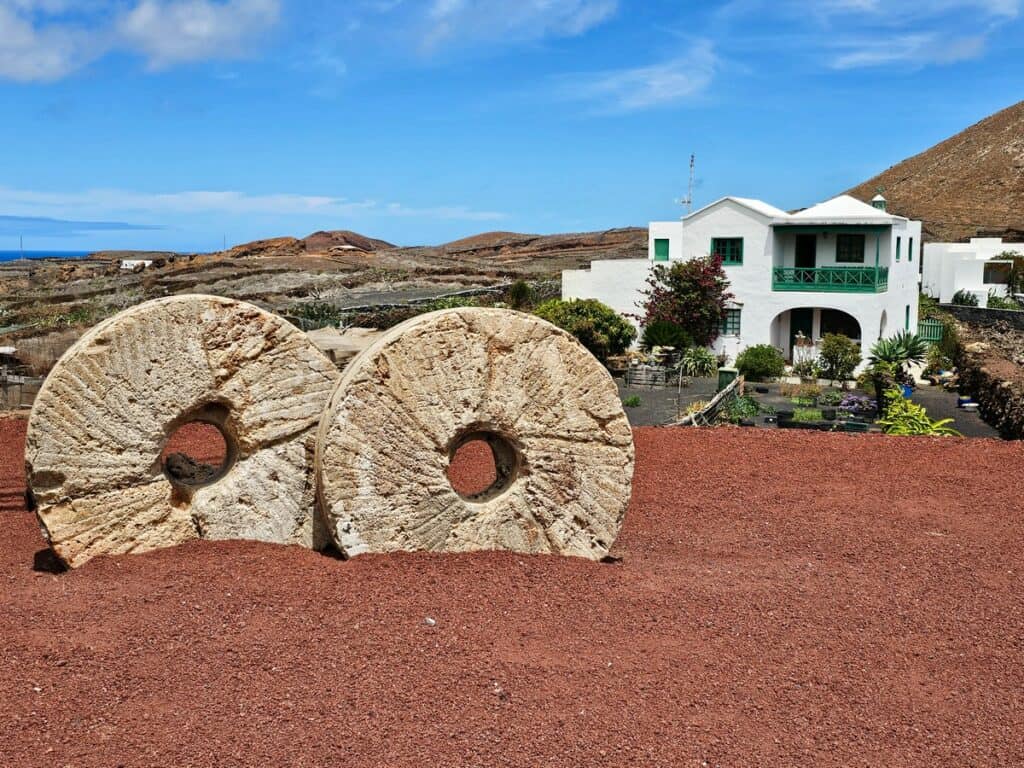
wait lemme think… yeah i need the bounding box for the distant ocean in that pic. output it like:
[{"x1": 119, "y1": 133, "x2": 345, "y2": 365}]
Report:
[{"x1": 0, "y1": 250, "x2": 92, "y2": 262}]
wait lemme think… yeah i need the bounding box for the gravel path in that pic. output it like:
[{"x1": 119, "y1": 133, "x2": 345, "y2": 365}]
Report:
[{"x1": 2, "y1": 417, "x2": 1023, "y2": 766}]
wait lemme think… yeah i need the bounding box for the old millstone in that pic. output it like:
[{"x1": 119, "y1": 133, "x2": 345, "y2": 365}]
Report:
[
  {"x1": 26, "y1": 295, "x2": 339, "y2": 568},
  {"x1": 315, "y1": 307, "x2": 634, "y2": 560}
]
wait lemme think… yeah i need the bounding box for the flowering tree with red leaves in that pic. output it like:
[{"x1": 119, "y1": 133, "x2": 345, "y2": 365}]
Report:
[{"x1": 637, "y1": 255, "x2": 733, "y2": 347}]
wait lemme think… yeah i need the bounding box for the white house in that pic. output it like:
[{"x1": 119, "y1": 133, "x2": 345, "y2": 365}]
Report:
[
  {"x1": 922, "y1": 238, "x2": 1021, "y2": 307},
  {"x1": 563, "y1": 194, "x2": 922, "y2": 365}
]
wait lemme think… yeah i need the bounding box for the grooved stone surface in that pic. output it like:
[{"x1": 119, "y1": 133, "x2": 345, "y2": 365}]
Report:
[
  {"x1": 316, "y1": 307, "x2": 634, "y2": 560},
  {"x1": 25, "y1": 295, "x2": 339, "y2": 568}
]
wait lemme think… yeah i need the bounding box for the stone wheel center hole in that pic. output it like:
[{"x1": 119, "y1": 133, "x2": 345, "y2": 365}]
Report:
[
  {"x1": 446, "y1": 431, "x2": 519, "y2": 502},
  {"x1": 161, "y1": 421, "x2": 231, "y2": 487}
]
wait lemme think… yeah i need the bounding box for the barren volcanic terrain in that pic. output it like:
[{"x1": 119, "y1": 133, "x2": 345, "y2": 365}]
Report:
[{"x1": 2, "y1": 417, "x2": 1023, "y2": 766}]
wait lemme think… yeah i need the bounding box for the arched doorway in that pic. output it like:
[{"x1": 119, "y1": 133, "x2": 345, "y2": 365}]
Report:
[{"x1": 771, "y1": 308, "x2": 863, "y2": 362}]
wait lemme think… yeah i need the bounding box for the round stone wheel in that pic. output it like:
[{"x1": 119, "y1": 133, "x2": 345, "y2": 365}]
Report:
[
  {"x1": 26, "y1": 295, "x2": 340, "y2": 568},
  {"x1": 315, "y1": 307, "x2": 634, "y2": 560}
]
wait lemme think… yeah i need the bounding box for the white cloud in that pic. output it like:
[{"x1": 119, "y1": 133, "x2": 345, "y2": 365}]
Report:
[
  {"x1": 831, "y1": 32, "x2": 987, "y2": 69},
  {"x1": 419, "y1": 0, "x2": 617, "y2": 49},
  {"x1": 0, "y1": 5, "x2": 96, "y2": 81},
  {"x1": 0, "y1": 0, "x2": 281, "y2": 81},
  {"x1": 118, "y1": 0, "x2": 280, "y2": 68},
  {"x1": 556, "y1": 40, "x2": 717, "y2": 113},
  {"x1": 0, "y1": 186, "x2": 507, "y2": 221}
]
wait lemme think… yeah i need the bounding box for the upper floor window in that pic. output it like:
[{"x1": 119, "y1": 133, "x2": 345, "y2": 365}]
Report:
[
  {"x1": 712, "y1": 237, "x2": 743, "y2": 265},
  {"x1": 909, "y1": 237, "x2": 914, "y2": 263},
  {"x1": 653, "y1": 238, "x2": 670, "y2": 262},
  {"x1": 896, "y1": 236, "x2": 902, "y2": 262},
  {"x1": 835, "y1": 233, "x2": 865, "y2": 264}
]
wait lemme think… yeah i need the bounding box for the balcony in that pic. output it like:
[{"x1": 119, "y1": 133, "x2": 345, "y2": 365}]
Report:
[{"x1": 772, "y1": 266, "x2": 889, "y2": 293}]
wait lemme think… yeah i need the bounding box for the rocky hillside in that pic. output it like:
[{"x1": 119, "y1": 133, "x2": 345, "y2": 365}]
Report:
[{"x1": 847, "y1": 100, "x2": 1024, "y2": 242}]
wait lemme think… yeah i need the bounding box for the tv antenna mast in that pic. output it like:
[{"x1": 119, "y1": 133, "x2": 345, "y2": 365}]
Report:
[{"x1": 679, "y1": 153, "x2": 696, "y2": 214}]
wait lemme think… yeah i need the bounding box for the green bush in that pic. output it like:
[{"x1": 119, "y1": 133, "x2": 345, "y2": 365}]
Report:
[
  {"x1": 735, "y1": 344, "x2": 785, "y2": 382},
  {"x1": 421, "y1": 295, "x2": 479, "y2": 311},
  {"x1": 641, "y1": 320, "x2": 693, "y2": 350},
  {"x1": 679, "y1": 346, "x2": 717, "y2": 377},
  {"x1": 986, "y1": 290, "x2": 1022, "y2": 310},
  {"x1": 718, "y1": 394, "x2": 764, "y2": 424},
  {"x1": 877, "y1": 389, "x2": 960, "y2": 436},
  {"x1": 622, "y1": 395, "x2": 641, "y2": 408},
  {"x1": 506, "y1": 280, "x2": 534, "y2": 310},
  {"x1": 919, "y1": 293, "x2": 941, "y2": 319},
  {"x1": 533, "y1": 299, "x2": 637, "y2": 363},
  {"x1": 817, "y1": 333, "x2": 861, "y2": 382},
  {"x1": 951, "y1": 289, "x2": 979, "y2": 307}
]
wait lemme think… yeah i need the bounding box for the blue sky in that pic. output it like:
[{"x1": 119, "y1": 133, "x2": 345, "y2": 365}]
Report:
[{"x1": 0, "y1": 0, "x2": 1021, "y2": 252}]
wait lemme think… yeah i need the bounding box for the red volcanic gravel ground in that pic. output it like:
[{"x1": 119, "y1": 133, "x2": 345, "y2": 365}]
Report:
[
  {"x1": 2, "y1": 415, "x2": 1024, "y2": 766},
  {"x1": 161, "y1": 421, "x2": 229, "y2": 466}
]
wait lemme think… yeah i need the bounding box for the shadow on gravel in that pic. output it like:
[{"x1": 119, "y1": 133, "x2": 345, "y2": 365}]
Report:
[{"x1": 32, "y1": 547, "x2": 66, "y2": 574}]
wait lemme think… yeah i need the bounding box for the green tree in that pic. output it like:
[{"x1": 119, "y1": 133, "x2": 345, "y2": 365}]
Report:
[
  {"x1": 533, "y1": 299, "x2": 636, "y2": 363},
  {"x1": 638, "y1": 256, "x2": 733, "y2": 347},
  {"x1": 735, "y1": 344, "x2": 785, "y2": 382},
  {"x1": 817, "y1": 333, "x2": 861, "y2": 382}
]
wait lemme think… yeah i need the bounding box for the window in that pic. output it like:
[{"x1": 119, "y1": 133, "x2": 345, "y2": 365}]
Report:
[
  {"x1": 909, "y1": 237, "x2": 914, "y2": 263},
  {"x1": 653, "y1": 238, "x2": 670, "y2": 262},
  {"x1": 983, "y1": 262, "x2": 1011, "y2": 285},
  {"x1": 896, "y1": 236, "x2": 901, "y2": 262},
  {"x1": 905, "y1": 305, "x2": 911, "y2": 331},
  {"x1": 711, "y1": 237, "x2": 743, "y2": 265},
  {"x1": 835, "y1": 234, "x2": 865, "y2": 263},
  {"x1": 720, "y1": 308, "x2": 741, "y2": 336}
]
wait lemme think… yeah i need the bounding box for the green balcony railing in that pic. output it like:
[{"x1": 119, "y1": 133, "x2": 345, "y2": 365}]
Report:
[{"x1": 772, "y1": 266, "x2": 889, "y2": 293}]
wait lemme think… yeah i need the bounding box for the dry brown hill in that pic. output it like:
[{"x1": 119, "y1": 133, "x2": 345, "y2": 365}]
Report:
[
  {"x1": 302, "y1": 230, "x2": 394, "y2": 253},
  {"x1": 847, "y1": 100, "x2": 1024, "y2": 242}
]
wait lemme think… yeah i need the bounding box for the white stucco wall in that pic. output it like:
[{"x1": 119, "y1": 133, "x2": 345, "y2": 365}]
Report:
[
  {"x1": 922, "y1": 238, "x2": 1019, "y2": 306},
  {"x1": 562, "y1": 258, "x2": 652, "y2": 327}
]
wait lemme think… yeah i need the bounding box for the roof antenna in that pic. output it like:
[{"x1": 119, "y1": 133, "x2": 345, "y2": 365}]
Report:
[{"x1": 679, "y1": 153, "x2": 695, "y2": 214}]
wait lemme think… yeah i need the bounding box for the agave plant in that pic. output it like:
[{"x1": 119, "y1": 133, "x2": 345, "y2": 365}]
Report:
[{"x1": 869, "y1": 331, "x2": 929, "y2": 369}]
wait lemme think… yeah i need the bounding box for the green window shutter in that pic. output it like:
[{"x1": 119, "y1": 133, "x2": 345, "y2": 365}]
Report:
[
  {"x1": 654, "y1": 238, "x2": 670, "y2": 261},
  {"x1": 711, "y1": 238, "x2": 743, "y2": 265},
  {"x1": 909, "y1": 237, "x2": 914, "y2": 262},
  {"x1": 905, "y1": 305, "x2": 910, "y2": 330},
  {"x1": 896, "y1": 236, "x2": 901, "y2": 262},
  {"x1": 720, "y1": 308, "x2": 741, "y2": 335}
]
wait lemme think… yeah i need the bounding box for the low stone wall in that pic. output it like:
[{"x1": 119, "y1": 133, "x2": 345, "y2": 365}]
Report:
[
  {"x1": 943, "y1": 304, "x2": 1024, "y2": 332},
  {"x1": 955, "y1": 332, "x2": 1024, "y2": 439}
]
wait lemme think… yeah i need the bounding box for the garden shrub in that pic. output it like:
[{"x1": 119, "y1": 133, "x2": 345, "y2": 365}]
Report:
[
  {"x1": 641, "y1": 320, "x2": 693, "y2": 350},
  {"x1": 735, "y1": 344, "x2": 785, "y2": 382},
  {"x1": 817, "y1": 333, "x2": 861, "y2": 382},
  {"x1": 533, "y1": 298, "x2": 636, "y2": 363},
  {"x1": 678, "y1": 346, "x2": 717, "y2": 377},
  {"x1": 877, "y1": 389, "x2": 960, "y2": 436},
  {"x1": 622, "y1": 395, "x2": 641, "y2": 408},
  {"x1": 637, "y1": 256, "x2": 733, "y2": 346},
  {"x1": 951, "y1": 289, "x2": 979, "y2": 307},
  {"x1": 506, "y1": 280, "x2": 534, "y2": 310},
  {"x1": 986, "y1": 290, "x2": 1022, "y2": 310}
]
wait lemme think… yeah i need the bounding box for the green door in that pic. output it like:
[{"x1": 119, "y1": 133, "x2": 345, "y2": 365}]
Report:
[
  {"x1": 790, "y1": 308, "x2": 814, "y2": 359},
  {"x1": 654, "y1": 238, "x2": 670, "y2": 261}
]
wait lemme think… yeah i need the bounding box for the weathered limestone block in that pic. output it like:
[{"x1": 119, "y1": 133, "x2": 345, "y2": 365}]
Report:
[
  {"x1": 315, "y1": 308, "x2": 634, "y2": 560},
  {"x1": 26, "y1": 295, "x2": 339, "y2": 568}
]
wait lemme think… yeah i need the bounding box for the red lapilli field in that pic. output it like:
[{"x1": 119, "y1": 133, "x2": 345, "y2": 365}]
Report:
[{"x1": 2, "y1": 415, "x2": 1024, "y2": 767}]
